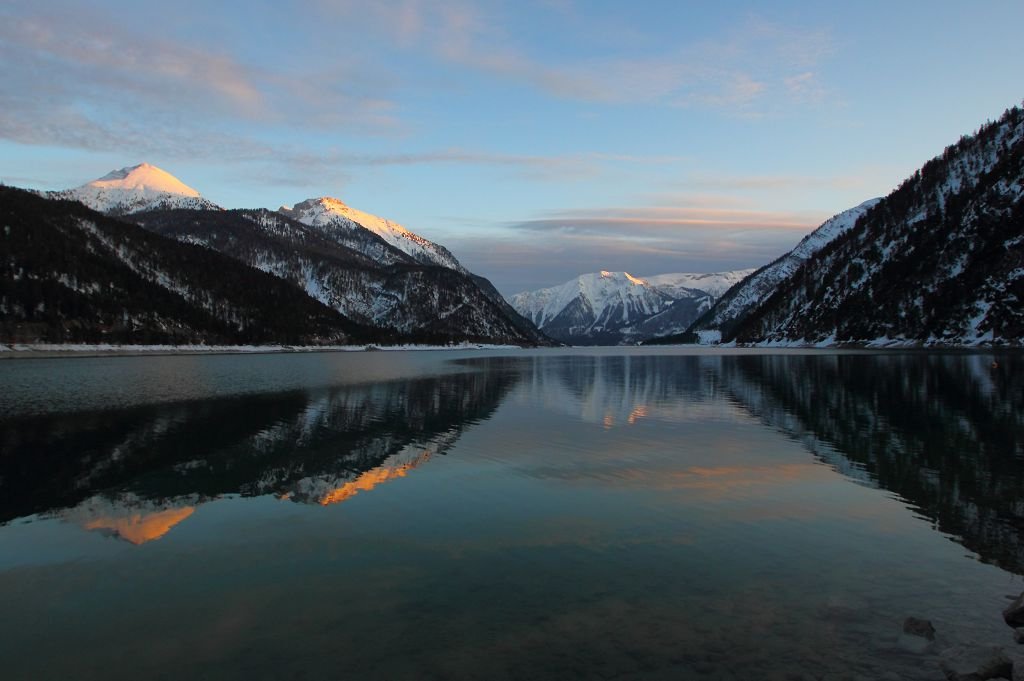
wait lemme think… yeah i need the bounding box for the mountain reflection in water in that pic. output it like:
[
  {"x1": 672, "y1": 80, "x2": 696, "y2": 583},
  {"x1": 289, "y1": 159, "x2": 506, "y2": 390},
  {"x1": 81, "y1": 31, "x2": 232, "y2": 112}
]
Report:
[
  {"x1": 0, "y1": 360, "x2": 518, "y2": 541},
  {"x1": 1, "y1": 352, "x2": 1022, "y2": 567},
  {"x1": 1, "y1": 349, "x2": 1023, "y2": 681}
]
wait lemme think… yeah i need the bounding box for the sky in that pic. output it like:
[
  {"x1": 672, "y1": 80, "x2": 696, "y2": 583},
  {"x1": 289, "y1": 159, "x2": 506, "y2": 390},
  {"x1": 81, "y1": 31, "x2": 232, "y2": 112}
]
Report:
[{"x1": 1, "y1": 1, "x2": 1022, "y2": 294}]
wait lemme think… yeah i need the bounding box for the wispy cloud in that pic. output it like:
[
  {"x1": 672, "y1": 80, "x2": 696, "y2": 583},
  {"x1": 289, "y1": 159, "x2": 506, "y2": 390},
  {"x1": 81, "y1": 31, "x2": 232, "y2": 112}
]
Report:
[
  {"x1": 678, "y1": 173, "x2": 870, "y2": 193},
  {"x1": 514, "y1": 205, "x2": 824, "y2": 233},
  {"x1": 307, "y1": 2, "x2": 835, "y2": 111},
  {"x1": 0, "y1": 1, "x2": 402, "y2": 160},
  {"x1": 0, "y1": 11, "x2": 264, "y2": 114},
  {"x1": 437, "y1": 201, "x2": 829, "y2": 294}
]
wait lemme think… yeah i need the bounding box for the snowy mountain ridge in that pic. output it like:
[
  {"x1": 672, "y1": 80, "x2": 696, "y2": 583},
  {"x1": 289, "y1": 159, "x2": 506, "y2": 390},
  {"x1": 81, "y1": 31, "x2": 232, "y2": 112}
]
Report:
[
  {"x1": 31, "y1": 164, "x2": 550, "y2": 346},
  {"x1": 508, "y1": 269, "x2": 749, "y2": 345},
  {"x1": 509, "y1": 271, "x2": 665, "y2": 329},
  {"x1": 279, "y1": 197, "x2": 467, "y2": 272},
  {"x1": 49, "y1": 165, "x2": 466, "y2": 274},
  {"x1": 685, "y1": 198, "x2": 883, "y2": 340},
  {"x1": 642, "y1": 269, "x2": 757, "y2": 299},
  {"x1": 48, "y1": 163, "x2": 221, "y2": 215},
  {"x1": 720, "y1": 105, "x2": 1024, "y2": 346}
]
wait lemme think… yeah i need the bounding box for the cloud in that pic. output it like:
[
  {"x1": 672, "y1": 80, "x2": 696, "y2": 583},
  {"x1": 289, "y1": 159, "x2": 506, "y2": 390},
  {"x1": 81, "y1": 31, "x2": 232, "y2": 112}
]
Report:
[
  {"x1": 305, "y1": 3, "x2": 835, "y2": 111},
  {"x1": 513, "y1": 205, "x2": 824, "y2": 233},
  {"x1": 679, "y1": 173, "x2": 870, "y2": 193},
  {"x1": 0, "y1": 11, "x2": 263, "y2": 114},
  {"x1": 437, "y1": 201, "x2": 829, "y2": 294},
  {"x1": 783, "y1": 72, "x2": 828, "y2": 104},
  {"x1": 0, "y1": 1, "x2": 402, "y2": 161},
  {"x1": 388, "y1": 8, "x2": 834, "y2": 111}
]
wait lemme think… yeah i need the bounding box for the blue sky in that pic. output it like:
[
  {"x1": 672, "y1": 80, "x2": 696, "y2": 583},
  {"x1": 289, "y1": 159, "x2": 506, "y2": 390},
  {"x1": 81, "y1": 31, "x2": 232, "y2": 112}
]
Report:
[{"x1": 1, "y1": 0, "x2": 1022, "y2": 293}]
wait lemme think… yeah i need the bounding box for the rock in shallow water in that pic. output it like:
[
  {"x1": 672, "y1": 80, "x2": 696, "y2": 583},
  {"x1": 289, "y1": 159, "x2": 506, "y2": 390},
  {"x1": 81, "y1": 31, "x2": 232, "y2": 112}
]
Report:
[
  {"x1": 896, "y1": 617, "x2": 937, "y2": 654},
  {"x1": 1005, "y1": 593, "x2": 1024, "y2": 628},
  {"x1": 904, "y1": 617, "x2": 937, "y2": 641}
]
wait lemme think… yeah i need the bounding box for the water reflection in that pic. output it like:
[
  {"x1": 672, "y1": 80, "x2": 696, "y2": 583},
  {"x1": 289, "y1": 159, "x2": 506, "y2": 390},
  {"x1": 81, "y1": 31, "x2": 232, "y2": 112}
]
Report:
[
  {"x1": 2, "y1": 350, "x2": 1024, "y2": 680},
  {"x1": 512, "y1": 352, "x2": 1024, "y2": 573},
  {"x1": 4, "y1": 352, "x2": 1022, "y2": 567},
  {"x1": 0, "y1": 364, "x2": 518, "y2": 541},
  {"x1": 69, "y1": 497, "x2": 197, "y2": 545},
  {"x1": 494, "y1": 353, "x2": 738, "y2": 429},
  {"x1": 720, "y1": 353, "x2": 1024, "y2": 574},
  {"x1": 3, "y1": 351, "x2": 1022, "y2": 570}
]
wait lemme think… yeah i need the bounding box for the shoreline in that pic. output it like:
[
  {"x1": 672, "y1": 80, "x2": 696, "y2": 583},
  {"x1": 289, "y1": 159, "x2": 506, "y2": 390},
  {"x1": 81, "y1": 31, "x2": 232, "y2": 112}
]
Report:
[{"x1": 0, "y1": 342, "x2": 525, "y2": 360}]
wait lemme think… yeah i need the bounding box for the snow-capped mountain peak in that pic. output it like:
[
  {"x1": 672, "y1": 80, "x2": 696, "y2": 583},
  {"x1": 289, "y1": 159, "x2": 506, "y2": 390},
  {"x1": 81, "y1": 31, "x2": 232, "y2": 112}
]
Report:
[
  {"x1": 642, "y1": 269, "x2": 757, "y2": 299},
  {"x1": 91, "y1": 163, "x2": 201, "y2": 196},
  {"x1": 280, "y1": 196, "x2": 466, "y2": 271},
  {"x1": 49, "y1": 163, "x2": 220, "y2": 215},
  {"x1": 601, "y1": 270, "x2": 645, "y2": 285},
  {"x1": 509, "y1": 268, "x2": 758, "y2": 345}
]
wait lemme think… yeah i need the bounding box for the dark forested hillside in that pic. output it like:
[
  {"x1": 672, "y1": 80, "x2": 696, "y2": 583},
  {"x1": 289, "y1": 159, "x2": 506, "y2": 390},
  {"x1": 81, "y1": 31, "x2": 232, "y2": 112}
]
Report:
[
  {"x1": 725, "y1": 105, "x2": 1024, "y2": 346},
  {"x1": 0, "y1": 187, "x2": 368, "y2": 345}
]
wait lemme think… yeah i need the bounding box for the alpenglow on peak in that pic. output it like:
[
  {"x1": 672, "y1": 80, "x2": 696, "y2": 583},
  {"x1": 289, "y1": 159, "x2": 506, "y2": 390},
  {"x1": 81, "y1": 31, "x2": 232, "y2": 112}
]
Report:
[
  {"x1": 90, "y1": 163, "x2": 201, "y2": 197},
  {"x1": 279, "y1": 196, "x2": 467, "y2": 272},
  {"x1": 49, "y1": 163, "x2": 220, "y2": 215}
]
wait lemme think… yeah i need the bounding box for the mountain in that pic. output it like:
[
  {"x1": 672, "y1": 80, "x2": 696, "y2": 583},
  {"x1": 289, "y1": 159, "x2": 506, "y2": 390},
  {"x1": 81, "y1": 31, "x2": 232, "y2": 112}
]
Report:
[
  {"x1": 643, "y1": 269, "x2": 756, "y2": 299},
  {"x1": 134, "y1": 208, "x2": 548, "y2": 344},
  {"x1": 723, "y1": 105, "x2": 1024, "y2": 346},
  {"x1": 47, "y1": 163, "x2": 221, "y2": 215},
  {"x1": 280, "y1": 197, "x2": 466, "y2": 271},
  {"x1": 33, "y1": 164, "x2": 549, "y2": 346},
  {"x1": 670, "y1": 199, "x2": 882, "y2": 343},
  {"x1": 0, "y1": 186, "x2": 365, "y2": 345},
  {"x1": 508, "y1": 270, "x2": 722, "y2": 345}
]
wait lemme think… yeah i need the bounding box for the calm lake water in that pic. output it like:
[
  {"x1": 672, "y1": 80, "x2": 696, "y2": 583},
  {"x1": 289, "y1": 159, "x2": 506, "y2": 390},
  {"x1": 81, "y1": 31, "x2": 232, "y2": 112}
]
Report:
[{"x1": 1, "y1": 348, "x2": 1023, "y2": 680}]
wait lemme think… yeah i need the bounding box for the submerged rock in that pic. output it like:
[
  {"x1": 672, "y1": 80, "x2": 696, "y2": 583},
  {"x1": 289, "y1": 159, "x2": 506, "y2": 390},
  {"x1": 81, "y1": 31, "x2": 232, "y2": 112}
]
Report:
[
  {"x1": 903, "y1": 617, "x2": 936, "y2": 641},
  {"x1": 896, "y1": 617, "x2": 937, "y2": 654},
  {"x1": 1014, "y1": 628, "x2": 1024, "y2": 644}
]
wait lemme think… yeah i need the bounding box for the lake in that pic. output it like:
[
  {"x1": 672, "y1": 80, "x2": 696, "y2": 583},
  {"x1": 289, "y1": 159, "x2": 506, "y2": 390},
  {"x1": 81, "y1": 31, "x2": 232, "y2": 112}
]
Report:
[{"x1": 1, "y1": 347, "x2": 1022, "y2": 680}]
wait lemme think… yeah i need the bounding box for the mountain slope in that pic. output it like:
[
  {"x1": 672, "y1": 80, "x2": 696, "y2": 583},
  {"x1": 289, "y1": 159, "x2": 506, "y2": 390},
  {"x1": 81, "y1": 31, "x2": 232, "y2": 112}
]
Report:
[
  {"x1": 673, "y1": 199, "x2": 882, "y2": 342},
  {"x1": 0, "y1": 187, "x2": 363, "y2": 345},
  {"x1": 40, "y1": 164, "x2": 549, "y2": 345},
  {"x1": 731, "y1": 105, "x2": 1024, "y2": 345},
  {"x1": 47, "y1": 163, "x2": 220, "y2": 215},
  {"x1": 280, "y1": 197, "x2": 466, "y2": 271},
  {"x1": 133, "y1": 208, "x2": 549, "y2": 344},
  {"x1": 469, "y1": 274, "x2": 555, "y2": 345}
]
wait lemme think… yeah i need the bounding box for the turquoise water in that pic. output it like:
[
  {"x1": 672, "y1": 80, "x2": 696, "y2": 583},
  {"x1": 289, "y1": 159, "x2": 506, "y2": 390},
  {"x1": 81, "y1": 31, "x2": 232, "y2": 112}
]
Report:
[{"x1": 1, "y1": 348, "x2": 1022, "y2": 680}]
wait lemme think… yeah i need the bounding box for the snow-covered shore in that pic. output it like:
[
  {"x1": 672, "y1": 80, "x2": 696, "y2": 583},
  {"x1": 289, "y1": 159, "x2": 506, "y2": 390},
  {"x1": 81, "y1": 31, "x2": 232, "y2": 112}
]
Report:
[{"x1": 0, "y1": 342, "x2": 524, "y2": 359}]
